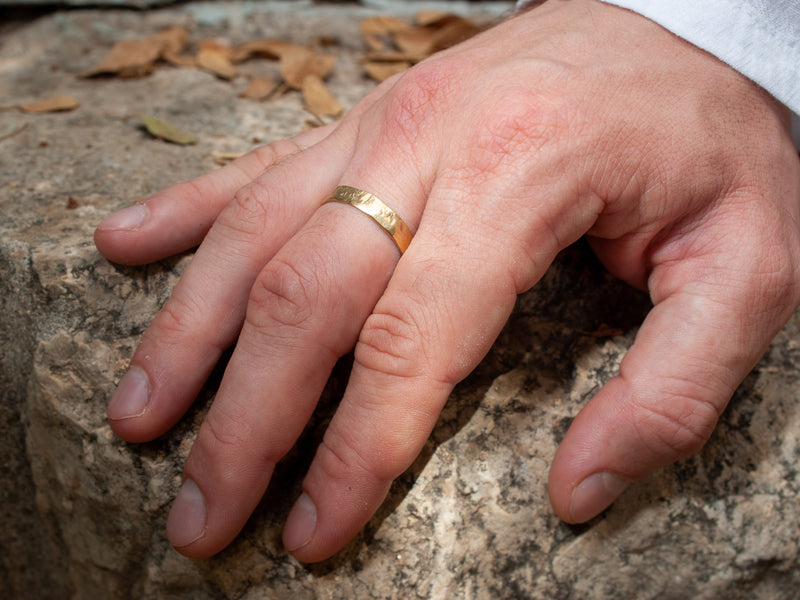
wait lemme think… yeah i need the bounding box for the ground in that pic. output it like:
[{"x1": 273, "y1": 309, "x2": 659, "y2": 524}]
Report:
[{"x1": 1, "y1": 2, "x2": 799, "y2": 599}]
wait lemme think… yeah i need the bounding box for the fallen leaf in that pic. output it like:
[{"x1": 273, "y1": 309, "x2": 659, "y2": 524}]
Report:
[
  {"x1": 590, "y1": 324, "x2": 624, "y2": 338},
  {"x1": 363, "y1": 61, "x2": 410, "y2": 82},
  {"x1": 240, "y1": 77, "x2": 280, "y2": 100},
  {"x1": 429, "y1": 18, "x2": 482, "y2": 51},
  {"x1": 231, "y1": 39, "x2": 303, "y2": 62},
  {"x1": 359, "y1": 16, "x2": 412, "y2": 37},
  {"x1": 364, "y1": 50, "x2": 423, "y2": 64},
  {"x1": 414, "y1": 10, "x2": 455, "y2": 27},
  {"x1": 362, "y1": 33, "x2": 390, "y2": 54},
  {"x1": 315, "y1": 36, "x2": 339, "y2": 47},
  {"x1": 196, "y1": 47, "x2": 237, "y2": 80},
  {"x1": 141, "y1": 115, "x2": 197, "y2": 145},
  {"x1": 280, "y1": 48, "x2": 336, "y2": 89},
  {"x1": 163, "y1": 51, "x2": 196, "y2": 68},
  {"x1": 302, "y1": 74, "x2": 343, "y2": 117},
  {"x1": 212, "y1": 151, "x2": 246, "y2": 165},
  {"x1": 153, "y1": 26, "x2": 188, "y2": 56},
  {"x1": 20, "y1": 95, "x2": 79, "y2": 113},
  {"x1": 393, "y1": 27, "x2": 437, "y2": 58},
  {"x1": 84, "y1": 38, "x2": 164, "y2": 78}
]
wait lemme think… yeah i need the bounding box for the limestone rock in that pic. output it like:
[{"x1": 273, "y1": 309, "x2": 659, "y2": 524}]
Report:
[{"x1": 1, "y1": 4, "x2": 799, "y2": 599}]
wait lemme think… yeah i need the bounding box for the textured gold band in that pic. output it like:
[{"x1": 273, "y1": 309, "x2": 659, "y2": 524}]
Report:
[{"x1": 327, "y1": 185, "x2": 413, "y2": 254}]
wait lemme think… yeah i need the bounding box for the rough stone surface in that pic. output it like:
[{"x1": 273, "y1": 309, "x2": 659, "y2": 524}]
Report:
[{"x1": 1, "y1": 3, "x2": 799, "y2": 599}]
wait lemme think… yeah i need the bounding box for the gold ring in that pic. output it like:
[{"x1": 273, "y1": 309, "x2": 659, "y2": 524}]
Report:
[{"x1": 327, "y1": 185, "x2": 413, "y2": 254}]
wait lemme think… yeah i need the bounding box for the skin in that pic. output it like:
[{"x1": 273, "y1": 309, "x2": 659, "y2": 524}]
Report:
[{"x1": 94, "y1": 0, "x2": 800, "y2": 563}]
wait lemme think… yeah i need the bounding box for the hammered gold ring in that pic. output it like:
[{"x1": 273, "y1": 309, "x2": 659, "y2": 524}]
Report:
[{"x1": 327, "y1": 185, "x2": 413, "y2": 254}]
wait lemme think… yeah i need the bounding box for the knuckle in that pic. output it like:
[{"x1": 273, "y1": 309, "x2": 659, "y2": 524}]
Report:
[
  {"x1": 246, "y1": 258, "x2": 317, "y2": 331},
  {"x1": 632, "y1": 387, "x2": 720, "y2": 460},
  {"x1": 461, "y1": 90, "x2": 566, "y2": 181},
  {"x1": 316, "y1": 427, "x2": 405, "y2": 486},
  {"x1": 379, "y1": 61, "x2": 455, "y2": 148},
  {"x1": 249, "y1": 139, "x2": 300, "y2": 172},
  {"x1": 219, "y1": 183, "x2": 275, "y2": 239},
  {"x1": 146, "y1": 293, "x2": 202, "y2": 345},
  {"x1": 201, "y1": 407, "x2": 251, "y2": 454},
  {"x1": 193, "y1": 406, "x2": 278, "y2": 474},
  {"x1": 355, "y1": 301, "x2": 426, "y2": 381}
]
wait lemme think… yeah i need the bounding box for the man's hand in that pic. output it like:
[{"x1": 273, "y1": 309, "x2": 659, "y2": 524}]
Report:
[{"x1": 94, "y1": 0, "x2": 800, "y2": 562}]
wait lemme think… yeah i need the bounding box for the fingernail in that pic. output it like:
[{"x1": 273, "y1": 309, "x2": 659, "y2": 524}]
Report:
[
  {"x1": 569, "y1": 472, "x2": 630, "y2": 523},
  {"x1": 283, "y1": 493, "x2": 317, "y2": 552},
  {"x1": 167, "y1": 478, "x2": 208, "y2": 548},
  {"x1": 107, "y1": 366, "x2": 150, "y2": 420},
  {"x1": 97, "y1": 203, "x2": 148, "y2": 231}
]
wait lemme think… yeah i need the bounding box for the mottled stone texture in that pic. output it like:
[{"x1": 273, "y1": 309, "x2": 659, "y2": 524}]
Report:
[{"x1": 1, "y1": 4, "x2": 799, "y2": 599}]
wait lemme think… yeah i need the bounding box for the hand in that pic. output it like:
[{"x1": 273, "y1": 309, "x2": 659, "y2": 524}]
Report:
[{"x1": 94, "y1": 0, "x2": 800, "y2": 562}]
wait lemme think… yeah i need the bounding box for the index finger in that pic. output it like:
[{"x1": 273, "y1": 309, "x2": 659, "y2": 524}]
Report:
[{"x1": 95, "y1": 124, "x2": 337, "y2": 265}]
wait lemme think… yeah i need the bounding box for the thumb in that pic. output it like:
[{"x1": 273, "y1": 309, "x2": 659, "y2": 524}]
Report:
[{"x1": 548, "y1": 214, "x2": 800, "y2": 523}]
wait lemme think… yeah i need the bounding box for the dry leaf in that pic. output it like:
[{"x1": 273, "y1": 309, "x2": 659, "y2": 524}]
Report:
[
  {"x1": 153, "y1": 26, "x2": 188, "y2": 56},
  {"x1": 83, "y1": 28, "x2": 188, "y2": 78},
  {"x1": 429, "y1": 18, "x2": 481, "y2": 51},
  {"x1": 141, "y1": 115, "x2": 197, "y2": 145},
  {"x1": 20, "y1": 95, "x2": 79, "y2": 113},
  {"x1": 393, "y1": 27, "x2": 437, "y2": 58},
  {"x1": 212, "y1": 151, "x2": 246, "y2": 165},
  {"x1": 316, "y1": 36, "x2": 339, "y2": 47},
  {"x1": 231, "y1": 39, "x2": 303, "y2": 62},
  {"x1": 362, "y1": 33, "x2": 390, "y2": 54},
  {"x1": 302, "y1": 74, "x2": 343, "y2": 117},
  {"x1": 280, "y1": 48, "x2": 336, "y2": 89},
  {"x1": 196, "y1": 47, "x2": 237, "y2": 80},
  {"x1": 240, "y1": 77, "x2": 280, "y2": 100},
  {"x1": 163, "y1": 51, "x2": 196, "y2": 68},
  {"x1": 590, "y1": 324, "x2": 624, "y2": 338},
  {"x1": 197, "y1": 39, "x2": 234, "y2": 58},
  {"x1": 363, "y1": 61, "x2": 410, "y2": 82},
  {"x1": 84, "y1": 38, "x2": 162, "y2": 77},
  {"x1": 359, "y1": 16, "x2": 412, "y2": 37},
  {"x1": 414, "y1": 10, "x2": 456, "y2": 27},
  {"x1": 364, "y1": 50, "x2": 423, "y2": 63}
]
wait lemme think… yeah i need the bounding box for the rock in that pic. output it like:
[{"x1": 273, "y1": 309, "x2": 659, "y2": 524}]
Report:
[{"x1": 1, "y1": 3, "x2": 799, "y2": 600}]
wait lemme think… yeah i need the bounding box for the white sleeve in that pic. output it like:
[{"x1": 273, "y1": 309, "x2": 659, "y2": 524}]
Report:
[{"x1": 516, "y1": 0, "x2": 800, "y2": 147}]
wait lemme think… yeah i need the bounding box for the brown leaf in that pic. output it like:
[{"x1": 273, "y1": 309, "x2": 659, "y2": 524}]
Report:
[
  {"x1": 212, "y1": 151, "x2": 246, "y2": 165},
  {"x1": 414, "y1": 10, "x2": 457, "y2": 27},
  {"x1": 239, "y1": 77, "x2": 280, "y2": 100},
  {"x1": 153, "y1": 26, "x2": 188, "y2": 56},
  {"x1": 231, "y1": 39, "x2": 304, "y2": 63},
  {"x1": 20, "y1": 95, "x2": 79, "y2": 113},
  {"x1": 429, "y1": 18, "x2": 482, "y2": 51},
  {"x1": 393, "y1": 27, "x2": 437, "y2": 58},
  {"x1": 302, "y1": 74, "x2": 343, "y2": 117},
  {"x1": 362, "y1": 33, "x2": 390, "y2": 54},
  {"x1": 83, "y1": 38, "x2": 163, "y2": 77},
  {"x1": 141, "y1": 115, "x2": 197, "y2": 145},
  {"x1": 363, "y1": 61, "x2": 411, "y2": 82},
  {"x1": 364, "y1": 50, "x2": 424, "y2": 64},
  {"x1": 590, "y1": 324, "x2": 625, "y2": 338},
  {"x1": 359, "y1": 16, "x2": 411, "y2": 37},
  {"x1": 196, "y1": 47, "x2": 237, "y2": 80},
  {"x1": 162, "y1": 51, "x2": 196, "y2": 68},
  {"x1": 197, "y1": 39, "x2": 234, "y2": 58},
  {"x1": 280, "y1": 48, "x2": 336, "y2": 89}
]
